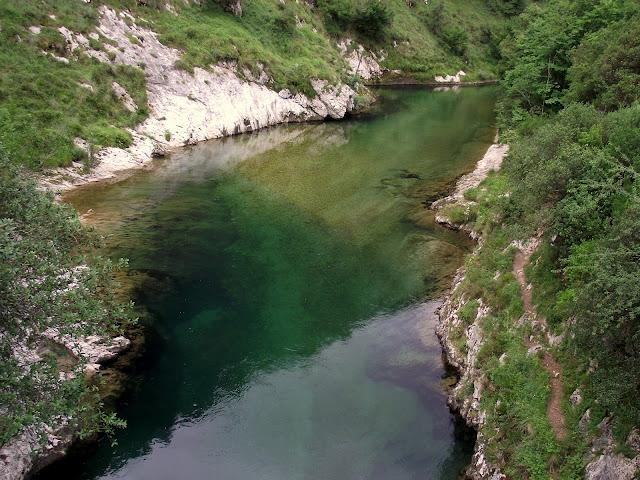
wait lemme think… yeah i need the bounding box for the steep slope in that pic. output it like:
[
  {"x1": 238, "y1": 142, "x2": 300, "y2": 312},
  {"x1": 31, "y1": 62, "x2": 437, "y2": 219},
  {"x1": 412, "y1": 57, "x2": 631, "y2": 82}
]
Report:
[{"x1": 434, "y1": 1, "x2": 640, "y2": 478}]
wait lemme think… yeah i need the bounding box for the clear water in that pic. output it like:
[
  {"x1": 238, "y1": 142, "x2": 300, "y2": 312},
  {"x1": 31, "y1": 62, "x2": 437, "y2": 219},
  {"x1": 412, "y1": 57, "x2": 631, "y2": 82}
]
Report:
[{"x1": 50, "y1": 87, "x2": 496, "y2": 480}]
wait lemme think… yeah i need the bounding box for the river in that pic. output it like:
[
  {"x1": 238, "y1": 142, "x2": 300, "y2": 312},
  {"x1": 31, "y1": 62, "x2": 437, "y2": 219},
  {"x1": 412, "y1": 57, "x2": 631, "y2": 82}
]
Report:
[{"x1": 42, "y1": 86, "x2": 496, "y2": 480}]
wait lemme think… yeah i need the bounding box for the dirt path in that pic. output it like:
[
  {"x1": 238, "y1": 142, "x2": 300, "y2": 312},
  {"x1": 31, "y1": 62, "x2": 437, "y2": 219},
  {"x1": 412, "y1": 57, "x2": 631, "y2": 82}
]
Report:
[{"x1": 513, "y1": 249, "x2": 568, "y2": 441}]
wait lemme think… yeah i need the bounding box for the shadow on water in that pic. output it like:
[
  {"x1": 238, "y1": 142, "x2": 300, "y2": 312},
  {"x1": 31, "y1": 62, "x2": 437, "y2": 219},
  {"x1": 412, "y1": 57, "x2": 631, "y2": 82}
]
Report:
[{"x1": 39, "y1": 87, "x2": 495, "y2": 480}]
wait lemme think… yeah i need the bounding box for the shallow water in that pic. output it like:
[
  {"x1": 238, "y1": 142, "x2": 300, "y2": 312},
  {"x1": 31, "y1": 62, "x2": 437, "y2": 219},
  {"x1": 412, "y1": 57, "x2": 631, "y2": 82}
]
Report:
[{"x1": 49, "y1": 87, "x2": 496, "y2": 480}]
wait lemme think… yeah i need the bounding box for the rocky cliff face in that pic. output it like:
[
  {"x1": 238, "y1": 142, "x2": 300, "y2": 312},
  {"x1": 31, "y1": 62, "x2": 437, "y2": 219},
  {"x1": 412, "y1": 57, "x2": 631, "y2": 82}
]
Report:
[
  {"x1": 437, "y1": 270, "x2": 506, "y2": 480},
  {"x1": 42, "y1": 6, "x2": 368, "y2": 192}
]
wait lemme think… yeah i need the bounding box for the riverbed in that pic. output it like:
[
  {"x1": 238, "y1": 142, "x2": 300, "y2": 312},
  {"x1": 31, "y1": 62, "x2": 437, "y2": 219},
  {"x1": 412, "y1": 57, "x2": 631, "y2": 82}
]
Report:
[{"x1": 42, "y1": 86, "x2": 496, "y2": 480}]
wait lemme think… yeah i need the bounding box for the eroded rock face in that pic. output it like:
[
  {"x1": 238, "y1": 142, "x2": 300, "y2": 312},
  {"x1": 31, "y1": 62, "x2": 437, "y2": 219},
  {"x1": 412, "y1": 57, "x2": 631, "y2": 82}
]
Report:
[
  {"x1": 584, "y1": 419, "x2": 640, "y2": 480},
  {"x1": 42, "y1": 6, "x2": 357, "y2": 192},
  {"x1": 337, "y1": 38, "x2": 384, "y2": 81},
  {"x1": 437, "y1": 270, "x2": 506, "y2": 480},
  {"x1": 0, "y1": 333, "x2": 130, "y2": 480},
  {"x1": 585, "y1": 455, "x2": 639, "y2": 480}
]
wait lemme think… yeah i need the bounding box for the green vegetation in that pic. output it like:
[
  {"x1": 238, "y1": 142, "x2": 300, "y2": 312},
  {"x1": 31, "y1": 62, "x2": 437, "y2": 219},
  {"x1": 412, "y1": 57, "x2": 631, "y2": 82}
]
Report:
[
  {"x1": 17, "y1": 1, "x2": 640, "y2": 477},
  {"x1": 0, "y1": 0, "x2": 507, "y2": 169},
  {"x1": 0, "y1": 148, "x2": 135, "y2": 444},
  {"x1": 0, "y1": 1, "x2": 147, "y2": 169},
  {"x1": 384, "y1": 0, "x2": 504, "y2": 81},
  {"x1": 447, "y1": 0, "x2": 640, "y2": 476},
  {"x1": 0, "y1": 0, "x2": 510, "y2": 462}
]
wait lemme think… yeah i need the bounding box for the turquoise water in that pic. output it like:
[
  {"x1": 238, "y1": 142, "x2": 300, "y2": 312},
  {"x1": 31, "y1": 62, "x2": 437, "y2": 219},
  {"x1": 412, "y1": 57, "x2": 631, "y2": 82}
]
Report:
[{"x1": 50, "y1": 87, "x2": 496, "y2": 480}]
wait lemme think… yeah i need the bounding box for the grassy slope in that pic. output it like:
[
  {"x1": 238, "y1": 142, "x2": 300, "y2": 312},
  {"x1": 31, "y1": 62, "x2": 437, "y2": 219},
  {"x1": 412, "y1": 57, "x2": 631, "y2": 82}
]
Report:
[
  {"x1": 0, "y1": 1, "x2": 148, "y2": 169},
  {"x1": 445, "y1": 177, "x2": 587, "y2": 479},
  {"x1": 383, "y1": 0, "x2": 503, "y2": 81},
  {"x1": 0, "y1": 0, "x2": 505, "y2": 170}
]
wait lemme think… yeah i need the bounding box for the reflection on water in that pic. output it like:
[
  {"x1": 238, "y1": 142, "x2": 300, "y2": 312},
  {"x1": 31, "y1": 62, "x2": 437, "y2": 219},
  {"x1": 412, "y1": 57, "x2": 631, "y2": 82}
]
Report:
[{"x1": 46, "y1": 87, "x2": 496, "y2": 480}]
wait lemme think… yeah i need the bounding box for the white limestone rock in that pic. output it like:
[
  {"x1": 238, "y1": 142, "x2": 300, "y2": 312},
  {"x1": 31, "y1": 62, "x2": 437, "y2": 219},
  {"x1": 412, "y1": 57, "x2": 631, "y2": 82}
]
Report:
[
  {"x1": 43, "y1": 6, "x2": 357, "y2": 192},
  {"x1": 111, "y1": 82, "x2": 138, "y2": 112},
  {"x1": 337, "y1": 38, "x2": 384, "y2": 80},
  {"x1": 434, "y1": 70, "x2": 467, "y2": 83}
]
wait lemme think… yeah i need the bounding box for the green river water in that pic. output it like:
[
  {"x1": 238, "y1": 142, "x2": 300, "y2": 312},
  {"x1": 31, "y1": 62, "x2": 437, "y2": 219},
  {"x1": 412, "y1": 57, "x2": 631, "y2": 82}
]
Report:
[{"x1": 45, "y1": 86, "x2": 496, "y2": 480}]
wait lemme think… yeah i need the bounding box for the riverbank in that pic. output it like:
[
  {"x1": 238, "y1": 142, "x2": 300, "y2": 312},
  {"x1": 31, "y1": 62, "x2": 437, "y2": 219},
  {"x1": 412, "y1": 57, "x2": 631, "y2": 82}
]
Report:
[
  {"x1": 38, "y1": 5, "x2": 361, "y2": 194},
  {"x1": 7, "y1": 85, "x2": 500, "y2": 480},
  {"x1": 26, "y1": 2, "x2": 507, "y2": 195},
  {"x1": 432, "y1": 139, "x2": 509, "y2": 480},
  {"x1": 432, "y1": 134, "x2": 640, "y2": 479}
]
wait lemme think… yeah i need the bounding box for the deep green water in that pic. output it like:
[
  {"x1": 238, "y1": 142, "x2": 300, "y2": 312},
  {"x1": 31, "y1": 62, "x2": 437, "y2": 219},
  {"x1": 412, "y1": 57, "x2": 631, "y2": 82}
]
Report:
[{"x1": 49, "y1": 87, "x2": 496, "y2": 480}]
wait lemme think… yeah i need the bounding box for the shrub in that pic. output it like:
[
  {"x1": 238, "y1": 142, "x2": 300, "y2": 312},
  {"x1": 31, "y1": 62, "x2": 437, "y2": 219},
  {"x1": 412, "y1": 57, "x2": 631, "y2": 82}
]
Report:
[
  {"x1": 0, "y1": 147, "x2": 134, "y2": 444},
  {"x1": 422, "y1": 1, "x2": 467, "y2": 57},
  {"x1": 566, "y1": 17, "x2": 640, "y2": 111},
  {"x1": 487, "y1": 0, "x2": 525, "y2": 17},
  {"x1": 353, "y1": 1, "x2": 392, "y2": 40}
]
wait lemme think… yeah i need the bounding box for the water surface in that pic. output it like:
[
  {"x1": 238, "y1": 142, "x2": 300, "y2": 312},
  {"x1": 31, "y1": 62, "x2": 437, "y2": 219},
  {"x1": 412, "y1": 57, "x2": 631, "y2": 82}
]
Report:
[{"x1": 50, "y1": 87, "x2": 496, "y2": 480}]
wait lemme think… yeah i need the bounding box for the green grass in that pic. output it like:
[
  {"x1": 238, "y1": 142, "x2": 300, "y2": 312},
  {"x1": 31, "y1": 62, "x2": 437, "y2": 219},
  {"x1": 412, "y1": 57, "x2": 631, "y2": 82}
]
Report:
[
  {"x1": 451, "y1": 171, "x2": 592, "y2": 478},
  {"x1": 0, "y1": 0, "x2": 147, "y2": 169},
  {"x1": 440, "y1": 203, "x2": 476, "y2": 224},
  {"x1": 0, "y1": 0, "x2": 505, "y2": 169},
  {"x1": 146, "y1": 1, "x2": 346, "y2": 96},
  {"x1": 381, "y1": 0, "x2": 503, "y2": 81},
  {"x1": 458, "y1": 231, "x2": 565, "y2": 478}
]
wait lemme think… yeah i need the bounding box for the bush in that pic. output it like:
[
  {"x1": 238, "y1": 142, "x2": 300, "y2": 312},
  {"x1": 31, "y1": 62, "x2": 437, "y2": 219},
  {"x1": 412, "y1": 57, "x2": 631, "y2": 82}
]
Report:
[
  {"x1": 422, "y1": 1, "x2": 467, "y2": 57},
  {"x1": 499, "y1": 0, "x2": 633, "y2": 120},
  {"x1": 0, "y1": 147, "x2": 134, "y2": 444},
  {"x1": 487, "y1": 0, "x2": 525, "y2": 17},
  {"x1": 353, "y1": 1, "x2": 392, "y2": 40},
  {"x1": 440, "y1": 25, "x2": 468, "y2": 57},
  {"x1": 569, "y1": 204, "x2": 640, "y2": 426},
  {"x1": 317, "y1": 0, "x2": 355, "y2": 34},
  {"x1": 566, "y1": 17, "x2": 640, "y2": 111},
  {"x1": 317, "y1": 0, "x2": 391, "y2": 40}
]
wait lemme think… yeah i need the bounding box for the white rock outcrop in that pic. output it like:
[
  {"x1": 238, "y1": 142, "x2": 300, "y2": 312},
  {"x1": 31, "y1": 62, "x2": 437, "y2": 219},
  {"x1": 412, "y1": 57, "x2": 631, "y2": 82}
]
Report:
[
  {"x1": 111, "y1": 82, "x2": 138, "y2": 112},
  {"x1": 584, "y1": 419, "x2": 640, "y2": 480},
  {"x1": 434, "y1": 70, "x2": 467, "y2": 83},
  {"x1": 337, "y1": 38, "x2": 384, "y2": 81},
  {"x1": 0, "y1": 333, "x2": 130, "y2": 480},
  {"x1": 434, "y1": 141, "x2": 511, "y2": 480},
  {"x1": 43, "y1": 6, "x2": 356, "y2": 192},
  {"x1": 431, "y1": 142, "x2": 509, "y2": 237}
]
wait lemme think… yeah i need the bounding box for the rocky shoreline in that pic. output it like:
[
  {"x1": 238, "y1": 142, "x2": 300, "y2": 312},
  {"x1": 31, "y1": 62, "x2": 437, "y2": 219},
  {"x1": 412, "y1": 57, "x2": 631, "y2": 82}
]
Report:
[
  {"x1": 0, "y1": 333, "x2": 132, "y2": 480},
  {"x1": 432, "y1": 140, "x2": 508, "y2": 480},
  {"x1": 38, "y1": 6, "x2": 370, "y2": 194},
  {"x1": 432, "y1": 141, "x2": 640, "y2": 480},
  {"x1": 36, "y1": 7, "x2": 491, "y2": 195}
]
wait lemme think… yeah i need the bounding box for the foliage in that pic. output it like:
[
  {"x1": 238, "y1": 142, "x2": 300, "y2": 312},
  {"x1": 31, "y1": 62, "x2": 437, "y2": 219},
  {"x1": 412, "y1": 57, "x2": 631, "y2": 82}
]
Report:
[
  {"x1": 456, "y1": 3, "x2": 640, "y2": 476},
  {"x1": 0, "y1": 148, "x2": 134, "y2": 445},
  {"x1": 487, "y1": 0, "x2": 526, "y2": 17},
  {"x1": 566, "y1": 17, "x2": 640, "y2": 111},
  {"x1": 422, "y1": 1, "x2": 469, "y2": 57},
  {"x1": 0, "y1": 0, "x2": 509, "y2": 167},
  {"x1": 352, "y1": 1, "x2": 393, "y2": 40},
  {"x1": 567, "y1": 203, "x2": 640, "y2": 426},
  {"x1": 498, "y1": 0, "x2": 637, "y2": 123}
]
